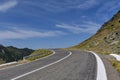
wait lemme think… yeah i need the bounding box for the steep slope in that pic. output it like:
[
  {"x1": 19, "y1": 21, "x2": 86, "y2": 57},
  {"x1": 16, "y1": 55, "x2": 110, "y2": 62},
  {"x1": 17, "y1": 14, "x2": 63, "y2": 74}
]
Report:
[
  {"x1": 0, "y1": 45, "x2": 14, "y2": 64},
  {"x1": 72, "y1": 10, "x2": 120, "y2": 54},
  {"x1": 0, "y1": 45, "x2": 34, "y2": 64}
]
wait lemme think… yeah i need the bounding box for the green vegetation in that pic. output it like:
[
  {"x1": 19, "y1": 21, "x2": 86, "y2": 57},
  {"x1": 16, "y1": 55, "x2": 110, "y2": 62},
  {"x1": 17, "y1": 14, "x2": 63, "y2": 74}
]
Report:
[
  {"x1": 26, "y1": 49, "x2": 53, "y2": 61},
  {"x1": 0, "y1": 45, "x2": 52, "y2": 64},
  {"x1": 70, "y1": 10, "x2": 120, "y2": 55},
  {"x1": 0, "y1": 45, "x2": 34, "y2": 63},
  {"x1": 32, "y1": 49, "x2": 52, "y2": 54},
  {"x1": 110, "y1": 59, "x2": 120, "y2": 73}
]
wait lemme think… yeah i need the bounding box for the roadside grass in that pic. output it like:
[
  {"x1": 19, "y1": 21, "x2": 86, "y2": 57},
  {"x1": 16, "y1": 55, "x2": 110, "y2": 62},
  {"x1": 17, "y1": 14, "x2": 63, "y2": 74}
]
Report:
[
  {"x1": 0, "y1": 49, "x2": 53, "y2": 69},
  {"x1": 26, "y1": 49, "x2": 53, "y2": 61},
  {"x1": 109, "y1": 59, "x2": 120, "y2": 73},
  {"x1": 0, "y1": 60, "x2": 5, "y2": 64}
]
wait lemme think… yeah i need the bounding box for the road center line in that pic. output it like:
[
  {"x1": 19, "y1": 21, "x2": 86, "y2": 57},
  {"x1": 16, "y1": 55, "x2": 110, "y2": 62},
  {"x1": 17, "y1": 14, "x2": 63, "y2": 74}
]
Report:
[
  {"x1": 11, "y1": 51, "x2": 72, "y2": 80},
  {"x1": 90, "y1": 51, "x2": 107, "y2": 80}
]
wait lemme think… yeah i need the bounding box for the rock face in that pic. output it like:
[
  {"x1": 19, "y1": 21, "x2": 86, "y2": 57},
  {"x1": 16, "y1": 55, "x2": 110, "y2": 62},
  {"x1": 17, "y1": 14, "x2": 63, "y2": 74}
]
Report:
[{"x1": 72, "y1": 10, "x2": 120, "y2": 54}]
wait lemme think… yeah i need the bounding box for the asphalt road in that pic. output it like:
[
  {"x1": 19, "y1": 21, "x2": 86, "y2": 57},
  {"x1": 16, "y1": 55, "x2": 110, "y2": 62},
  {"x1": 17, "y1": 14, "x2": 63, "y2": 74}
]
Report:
[{"x1": 0, "y1": 50, "x2": 97, "y2": 80}]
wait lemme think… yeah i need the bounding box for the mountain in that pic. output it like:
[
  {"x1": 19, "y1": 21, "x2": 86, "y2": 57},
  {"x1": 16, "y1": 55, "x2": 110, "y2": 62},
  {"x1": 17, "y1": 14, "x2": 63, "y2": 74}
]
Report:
[
  {"x1": 0, "y1": 45, "x2": 34, "y2": 64},
  {"x1": 71, "y1": 10, "x2": 120, "y2": 55}
]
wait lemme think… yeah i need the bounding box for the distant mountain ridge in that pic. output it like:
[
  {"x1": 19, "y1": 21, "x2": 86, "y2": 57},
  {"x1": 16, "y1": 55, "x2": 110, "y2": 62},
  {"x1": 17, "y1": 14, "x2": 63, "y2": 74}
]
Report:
[
  {"x1": 0, "y1": 45, "x2": 34, "y2": 64},
  {"x1": 71, "y1": 10, "x2": 120, "y2": 54}
]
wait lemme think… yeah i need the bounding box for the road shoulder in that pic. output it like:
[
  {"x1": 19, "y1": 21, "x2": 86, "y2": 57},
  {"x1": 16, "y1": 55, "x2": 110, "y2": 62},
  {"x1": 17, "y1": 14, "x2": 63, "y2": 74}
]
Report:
[{"x1": 99, "y1": 54, "x2": 120, "y2": 80}]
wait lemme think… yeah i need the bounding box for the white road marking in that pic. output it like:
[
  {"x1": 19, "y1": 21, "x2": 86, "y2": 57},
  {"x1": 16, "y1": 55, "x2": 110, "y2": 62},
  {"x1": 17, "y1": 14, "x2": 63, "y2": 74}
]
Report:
[
  {"x1": 11, "y1": 51, "x2": 72, "y2": 80},
  {"x1": 0, "y1": 50, "x2": 55, "y2": 71},
  {"x1": 90, "y1": 51, "x2": 107, "y2": 80},
  {"x1": 110, "y1": 54, "x2": 120, "y2": 61}
]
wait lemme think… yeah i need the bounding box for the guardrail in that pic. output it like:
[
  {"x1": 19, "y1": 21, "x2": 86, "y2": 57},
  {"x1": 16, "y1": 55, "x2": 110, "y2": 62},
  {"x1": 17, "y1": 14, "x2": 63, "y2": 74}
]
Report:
[{"x1": 0, "y1": 61, "x2": 17, "y2": 67}]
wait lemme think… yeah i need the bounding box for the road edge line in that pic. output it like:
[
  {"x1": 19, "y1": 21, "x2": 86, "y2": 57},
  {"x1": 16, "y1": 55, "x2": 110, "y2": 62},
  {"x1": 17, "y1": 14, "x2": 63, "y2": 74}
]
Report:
[
  {"x1": 89, "y1": 51, "x2": 107, "y2": 80},
  {"x1": 11, "y1": 51, "x2": 72, "y2": 80}
]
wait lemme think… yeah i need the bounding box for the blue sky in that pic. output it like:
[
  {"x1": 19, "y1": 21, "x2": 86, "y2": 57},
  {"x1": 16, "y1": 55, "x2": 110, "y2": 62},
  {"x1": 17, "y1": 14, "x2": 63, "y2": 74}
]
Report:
[{"x1": 0, "y1": 0, "x2": 120, "y2": 49}]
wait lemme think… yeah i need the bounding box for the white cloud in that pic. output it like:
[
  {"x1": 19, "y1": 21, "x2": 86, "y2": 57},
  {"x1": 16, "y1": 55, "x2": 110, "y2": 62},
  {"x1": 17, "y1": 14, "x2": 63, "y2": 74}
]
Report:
[
  {"x1": 77, "y1": 0, "x2": 98, "y2": 9},
  {"x1": 96, "y1": 0, "x2": 120, "y2": 21},
  {"x1": 23, "y1": 0, "x2": 98, "y2": 13},
  {"x1": 0, "y1": 28, "x2": 65, "y2": 40},
  {"x1": 56, "y1": 21, "x2": 101, "y2": 34},
  {"x1": 0, "y1": 0, "x2": 18, "y2": 12}
]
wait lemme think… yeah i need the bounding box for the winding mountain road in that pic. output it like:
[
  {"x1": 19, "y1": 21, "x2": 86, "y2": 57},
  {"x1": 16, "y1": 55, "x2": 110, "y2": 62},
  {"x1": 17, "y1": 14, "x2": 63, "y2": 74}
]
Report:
[{"x1": 0, "y1": 50, "x2": 104, "y2": 80}]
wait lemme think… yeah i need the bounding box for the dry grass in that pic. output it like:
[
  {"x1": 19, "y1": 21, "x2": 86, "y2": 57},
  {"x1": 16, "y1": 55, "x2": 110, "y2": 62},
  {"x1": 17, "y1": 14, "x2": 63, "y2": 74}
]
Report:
[
  {"x1": 18, "y1": 60, "x2": 29, "y2": 64},
  {"x1": 70, "y1": 11, "x2": 120, "y2": 55},
  {"x1": 26, "y1": 49, "x2": 53, "y2": 61},
  {"x1": 109, "y1": 59, "x2": 120, "y2": 73}
]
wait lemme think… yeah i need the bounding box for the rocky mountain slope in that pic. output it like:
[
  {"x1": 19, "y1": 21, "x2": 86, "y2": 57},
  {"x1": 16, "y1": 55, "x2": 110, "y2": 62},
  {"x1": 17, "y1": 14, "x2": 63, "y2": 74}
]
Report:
[
  {"x1": 71, "y1": 10, "x2": 120, "y2": 55},
  {"x1": 0, "y1": 45, "x2": 34, "y2": 64}
]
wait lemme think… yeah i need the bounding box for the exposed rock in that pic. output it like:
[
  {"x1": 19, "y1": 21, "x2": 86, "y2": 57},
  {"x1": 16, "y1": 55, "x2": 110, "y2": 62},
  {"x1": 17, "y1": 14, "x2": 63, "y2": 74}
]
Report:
[{"x1": 71, "y1": 10, "x2": 120, "y2": 54}]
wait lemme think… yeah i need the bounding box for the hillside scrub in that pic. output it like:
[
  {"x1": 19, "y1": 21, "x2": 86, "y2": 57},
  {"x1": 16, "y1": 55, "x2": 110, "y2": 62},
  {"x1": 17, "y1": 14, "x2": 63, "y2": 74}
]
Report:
[
  {"x1": 70, "y1": 10, "x2": 120, "y2": 55},
  {"x1": 0, "y1": 45, "x2": 34, "y2": 63},
  {"x1": 26, "y1": 49, "x2": 53, "y2": 61},
  {"x1": 110, "y1": 59, "x2": 120, "y2": 73}
]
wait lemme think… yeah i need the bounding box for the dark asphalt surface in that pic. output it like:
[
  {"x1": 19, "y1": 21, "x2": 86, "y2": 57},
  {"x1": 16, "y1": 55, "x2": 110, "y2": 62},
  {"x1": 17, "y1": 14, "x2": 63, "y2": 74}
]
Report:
[{"x1": 0, "y1": 50, "x2": 97, "y2": 80}]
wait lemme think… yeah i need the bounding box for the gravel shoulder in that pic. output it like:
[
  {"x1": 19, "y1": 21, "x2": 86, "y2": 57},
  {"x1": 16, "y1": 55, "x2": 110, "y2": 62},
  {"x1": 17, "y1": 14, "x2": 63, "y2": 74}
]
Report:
[{"x1": 99, "y1": 54, "x2": 120, "y2": 80}]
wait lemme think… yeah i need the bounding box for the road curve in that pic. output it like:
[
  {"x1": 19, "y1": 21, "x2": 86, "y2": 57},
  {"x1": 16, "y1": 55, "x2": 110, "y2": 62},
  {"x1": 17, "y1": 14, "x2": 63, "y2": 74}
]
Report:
[{"x1": 0, "y1": 50, "x2": 97, "y2": 80}]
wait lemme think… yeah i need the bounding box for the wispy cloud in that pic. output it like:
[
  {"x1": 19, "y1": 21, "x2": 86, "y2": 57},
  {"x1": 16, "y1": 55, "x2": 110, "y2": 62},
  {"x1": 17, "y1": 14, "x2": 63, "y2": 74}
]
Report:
[
  {"x1": 97, "y1": 0, "x2": 120, "y2": 13},
  {"x1": 77, "y1": 0, "x2": 98, "y2": 9},
  {"x1": 0, "y1": 0, "x2": 18, "y2": 12},
  {"x1": 23, "y1": 0, "x2": 98, "y2": 13},
  {"x1": 0, "y1": 28, "x2": 65, "y2": 40},
  {"x1": 96, "y1": 0, "x2": 120, "y2": 21},
  {"x1": 56, "y1": 21, "x2": 101, "y2": 34}
]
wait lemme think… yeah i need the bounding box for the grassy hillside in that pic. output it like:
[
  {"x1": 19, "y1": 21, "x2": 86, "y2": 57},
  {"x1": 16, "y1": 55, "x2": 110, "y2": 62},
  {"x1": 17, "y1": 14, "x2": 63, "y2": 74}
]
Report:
[
  {"x1": 32, "y1": 49, "x2": 52, "y2": 54},
  {"x1": 71, "y1": 10, "x2": 120, "y2": 55},
  {"x1": 26, "y1": 49, "x2": 53, "y2": 61},
  {"x1": 0, "y1": 45, "x2": 34, "y2": 64}
]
